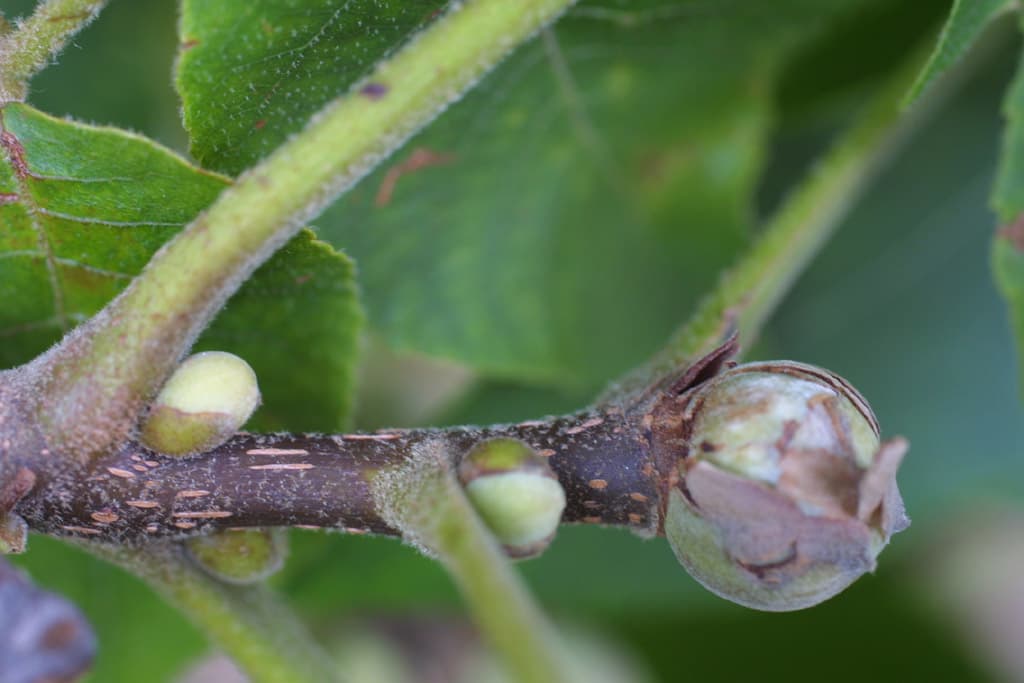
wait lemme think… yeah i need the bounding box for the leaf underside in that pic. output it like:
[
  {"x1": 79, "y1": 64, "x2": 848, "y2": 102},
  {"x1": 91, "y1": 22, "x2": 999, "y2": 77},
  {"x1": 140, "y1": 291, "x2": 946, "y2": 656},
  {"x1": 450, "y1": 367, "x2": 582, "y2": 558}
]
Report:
[
  {"x1": 0, "y1": 103, "x2": 362, "y2": 431},
  {"x1": 176, "y1": 0, "x2": 451, "y2": 176}
]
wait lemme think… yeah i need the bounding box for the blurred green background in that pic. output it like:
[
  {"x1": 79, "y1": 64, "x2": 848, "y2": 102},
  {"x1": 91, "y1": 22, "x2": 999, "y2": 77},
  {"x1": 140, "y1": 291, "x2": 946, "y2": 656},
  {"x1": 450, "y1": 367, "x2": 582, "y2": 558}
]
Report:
[{"x1": 5, "y1": 0, "x2": 1024, "y2": 680}]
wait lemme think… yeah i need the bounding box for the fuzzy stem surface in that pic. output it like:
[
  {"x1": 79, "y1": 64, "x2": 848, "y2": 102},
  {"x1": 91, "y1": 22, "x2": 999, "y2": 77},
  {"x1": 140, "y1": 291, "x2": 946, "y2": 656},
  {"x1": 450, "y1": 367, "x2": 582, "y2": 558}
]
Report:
[
  {"x1": 16, "y1": 408, "x2": 653, "y2": 543},
  {"x1": 0, "y1": 0, "x2": 107, "y2": 102}
]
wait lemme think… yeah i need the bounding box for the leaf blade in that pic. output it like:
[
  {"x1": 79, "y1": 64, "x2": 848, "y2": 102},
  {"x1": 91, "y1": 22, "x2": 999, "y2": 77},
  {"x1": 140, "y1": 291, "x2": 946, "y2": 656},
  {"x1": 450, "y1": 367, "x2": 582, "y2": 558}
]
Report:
[
  {"x1": 0, "y1": 103, "x2": 362, "y2": 429},
  {"x1": 176, "y1": 0, "x2": 449, "y2": 175},
  {"x1": 314, "y1": 4, "x2": 788, "y2": 387}
]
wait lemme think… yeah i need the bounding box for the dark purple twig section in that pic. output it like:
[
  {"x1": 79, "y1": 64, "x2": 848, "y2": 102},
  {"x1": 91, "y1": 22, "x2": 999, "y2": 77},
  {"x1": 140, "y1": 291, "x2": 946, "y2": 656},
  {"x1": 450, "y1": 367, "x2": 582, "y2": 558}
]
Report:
[{"x1": 16, "y1": 407, "x2": 660, "y2": 545}]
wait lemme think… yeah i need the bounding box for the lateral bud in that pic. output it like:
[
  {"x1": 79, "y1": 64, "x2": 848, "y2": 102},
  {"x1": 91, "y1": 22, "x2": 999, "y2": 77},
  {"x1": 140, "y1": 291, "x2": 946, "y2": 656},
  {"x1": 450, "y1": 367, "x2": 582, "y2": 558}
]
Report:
[
  {"x1": 185, "y1": 528, "x2": 288, "y2": 585},
  {"x1": 0, "y1": 468, "x2": 35, "y2": 554},
  {"x1": 0, "y1": 514, "x2": 27, "y2": 554},
  {"x1": 658, "y1": 360, "x2": 908, "y2": 611},
  {"x1": 458, "y1": 438, "x2": 566, "y2": 559},
  {"x1": 140, "y1": 351, "x2": 260, "y2": 456}
]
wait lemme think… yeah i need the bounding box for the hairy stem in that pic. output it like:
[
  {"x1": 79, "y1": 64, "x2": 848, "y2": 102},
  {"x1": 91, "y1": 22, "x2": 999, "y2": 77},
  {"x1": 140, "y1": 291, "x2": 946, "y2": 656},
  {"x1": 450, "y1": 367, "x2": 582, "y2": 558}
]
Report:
[
  {"x1": 86, "y1": 542, "x2": 339, "y2": 683},
  {"x1": 375, "y1": 440, "x2": 578, "y2": 683},
  {"x1": 624, "y1": 43, "x2": 936, "y2": 392},
  {"x1": 22, "y1": 0, "x2": 577, "y2": 461},
  {"x1": 16, "y1": 408, "x2": 654, "y2": 543},
  {"x1": 0, "y1": 0, "x2": 107, "y2": 103}
]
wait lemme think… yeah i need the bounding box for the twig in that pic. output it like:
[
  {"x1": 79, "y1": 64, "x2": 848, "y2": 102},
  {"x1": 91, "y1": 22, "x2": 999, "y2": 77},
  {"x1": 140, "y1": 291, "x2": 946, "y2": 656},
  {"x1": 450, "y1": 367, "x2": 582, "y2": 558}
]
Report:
[{"x1": 0, "y1": 0, "x2": 107, "y2": 102}]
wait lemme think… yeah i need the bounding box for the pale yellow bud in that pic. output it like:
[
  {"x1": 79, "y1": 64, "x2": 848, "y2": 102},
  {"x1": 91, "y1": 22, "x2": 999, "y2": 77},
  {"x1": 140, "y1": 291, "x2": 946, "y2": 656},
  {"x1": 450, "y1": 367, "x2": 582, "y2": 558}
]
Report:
[
  {"x1": 141, "y1": 351, "x2": 260, "y2": 456},
  {"x1": 459, "y1": 439, "x2": 566, "y2": 558}
]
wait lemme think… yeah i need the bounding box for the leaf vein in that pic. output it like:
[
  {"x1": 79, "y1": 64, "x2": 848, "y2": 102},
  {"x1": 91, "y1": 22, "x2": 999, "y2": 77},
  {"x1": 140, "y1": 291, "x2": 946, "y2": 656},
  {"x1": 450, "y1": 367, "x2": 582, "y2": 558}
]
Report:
[
  {"x1": 0, "y1": 249, "x2": 45, "y2": 261},
  {"x1": 541, "y1": 28, "x2": 623, "y2": 190},
  {"x1": 54, "y1": 257, "x2": 133, "y2": 279},
  {"x1": 35, "y1": 207, "x2": 185, "y2": 228}
]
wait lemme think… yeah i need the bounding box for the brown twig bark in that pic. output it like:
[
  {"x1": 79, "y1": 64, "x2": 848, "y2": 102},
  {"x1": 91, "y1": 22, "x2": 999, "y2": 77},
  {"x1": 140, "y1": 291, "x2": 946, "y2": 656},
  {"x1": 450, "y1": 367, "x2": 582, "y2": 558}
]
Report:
[{"x1": 15, "y1": 406, "x2": 660, "y2": 544}]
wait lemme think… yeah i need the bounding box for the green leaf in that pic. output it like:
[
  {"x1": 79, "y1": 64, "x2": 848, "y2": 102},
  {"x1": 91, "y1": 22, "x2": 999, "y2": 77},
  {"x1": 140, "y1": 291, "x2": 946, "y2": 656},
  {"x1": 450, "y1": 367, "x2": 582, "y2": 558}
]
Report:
[
  {"x1": 993, "y1": 44, "x2": 1024, "y2": 396},
  {"x1": 176, "y1": 0, "x2": 449, "y2": 176},
  {"x1": 176, "y1": 0, "x2": 884, "y2": 388},
  {"x1": 627, "y1": 41, "x2": 921, "y2": 391},
  {"x1": 314, "y1": 4, "x2": 824, "y2": 387},
  {"x1": 0, "y1": 103, "x2": 362, "y2": 429},
  {"x1": 904, "y1": 0, "x2": 1011, "y2": 106}
]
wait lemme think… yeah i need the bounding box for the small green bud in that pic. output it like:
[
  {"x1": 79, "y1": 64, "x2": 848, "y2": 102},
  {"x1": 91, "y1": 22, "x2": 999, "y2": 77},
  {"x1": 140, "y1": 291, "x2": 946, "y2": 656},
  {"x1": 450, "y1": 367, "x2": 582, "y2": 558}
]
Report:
[
  {"x1": 663, "y1": 361, "x2": 907, "y2": 611},
  {"x1": 141, "y1": 351, "x2": 260, "y2": 456},
  {"x1": 185, "y1": 528, "x2": 288, "y2": 584},
  {"x1": 459, "y1": 438, "x2": 566, "y2": 558}
]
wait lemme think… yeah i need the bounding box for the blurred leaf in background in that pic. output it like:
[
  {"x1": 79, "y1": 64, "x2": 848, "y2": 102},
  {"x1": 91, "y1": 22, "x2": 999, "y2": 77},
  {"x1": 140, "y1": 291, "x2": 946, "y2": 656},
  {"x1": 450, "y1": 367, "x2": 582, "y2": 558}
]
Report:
[
  {"x1": 4, "y1": 0, "x2": 1024, "y2": 681},
  {"x1": 905, "y1": 0, "x2": 1013, "y2": 105},
  {"x1": 920, "y1": 508, "x2": 1024, "y2": 683},
  {"x1": 992, "y1": 11, "x2": 1024, "y2": 398},
  {"x1": 4, "y1": 0, "x2": 186, "y2": 148}
]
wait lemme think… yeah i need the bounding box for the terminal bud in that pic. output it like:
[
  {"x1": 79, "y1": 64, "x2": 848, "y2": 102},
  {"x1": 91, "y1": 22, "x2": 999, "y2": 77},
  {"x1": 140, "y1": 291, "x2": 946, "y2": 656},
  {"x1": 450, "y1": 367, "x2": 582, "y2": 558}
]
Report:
[{"x1": 659, "y1": 361, "x2": 908, "y2": 611}]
